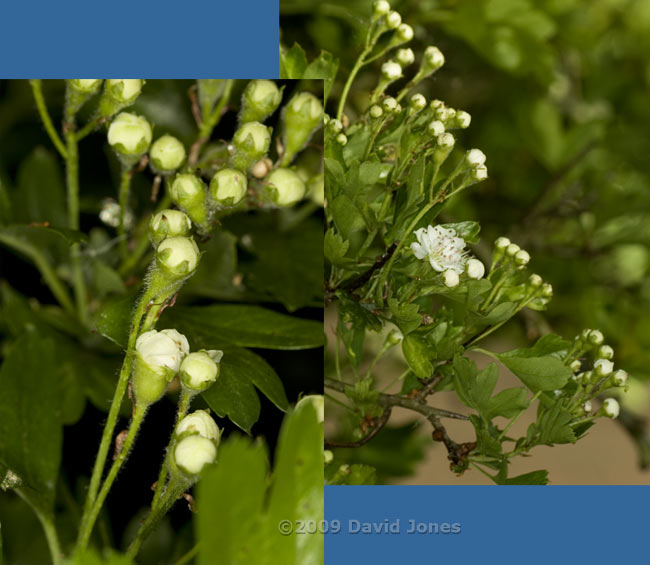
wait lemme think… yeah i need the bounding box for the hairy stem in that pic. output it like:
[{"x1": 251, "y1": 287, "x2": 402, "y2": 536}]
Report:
[
  {"x1": 118, "y1": 166, "x2": 133, "y2": 259},
  {"x1": 77, "y1": 403, "x2": 148, "y2": 550}
]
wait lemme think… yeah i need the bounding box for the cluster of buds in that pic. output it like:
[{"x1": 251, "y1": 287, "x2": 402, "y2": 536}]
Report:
[
  {"x1": 492, "y1": 236, "x2": 537, "y2": 271},
  {"x1": 173, "y1": 410, "x2": 221, "y2": 476},
  {"x1": 132, "y1": 327, "x2": 222, "y2": 407},
  {"x1": 66, "y1": 79, "x2": 103, "y2": 117}
]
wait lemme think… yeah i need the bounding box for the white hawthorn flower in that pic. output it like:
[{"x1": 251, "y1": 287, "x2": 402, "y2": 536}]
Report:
[
  {"x1": 411, "y1": 225, "x2": 468, "y2": 273},
  {"x1": 107, "y1": 112, "x2": 152, "y2": 157},
  {"x1": 594, "y1": 358, "x2": 614, "y2": 377},
  {"x1": 613, "y1": 369, "x2": 628, "y2": 387},
  {"x1": 443, "y1": 269, "x2": 460, "y2": 288},
  {"x1": 381, "y1": 60, "x2": 403, "y2": 81},
  {"x1": 180, "y1": 350, "x2": 222, "y2": 391},
  {"x1": 150, "y1": 135, "x2": 186, "y2": 173},
  {"x1": 265, "y1": 168, "x2": 306, "y2": 206},
  {"x1": 396, "y1": 48, "x2": 415, "y2": 66},
  {"x1": 602, "y1": 398, "x2": 620, "y2": 419},
  {"x1": 466, "y1": 258, "x2": 485, "y2": 279},
  {"x1": 136, "y1": 329, "x2": 190, "y2": 375},
  {"x1": 176, "y1": 410, "x2": 221, "y2": 441},
  {"x1": 174, "y1": 435, "x2": 217, "y2": 475}
]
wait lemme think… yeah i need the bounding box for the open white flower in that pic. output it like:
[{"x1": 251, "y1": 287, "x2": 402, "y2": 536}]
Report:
[{"x1": 410, "y1": 225, "x2": 468, "y2": 273}]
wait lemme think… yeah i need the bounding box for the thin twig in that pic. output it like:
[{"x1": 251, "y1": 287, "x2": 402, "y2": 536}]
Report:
[{"x1": 325, "y1": 408, "x2": 392, "y2": 449}]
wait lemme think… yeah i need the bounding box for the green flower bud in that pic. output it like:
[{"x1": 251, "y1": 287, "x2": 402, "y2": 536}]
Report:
[
  {"x1": 180, "y1": 350, "x2": 222, "y2": 392},
  {"x1": 150, "y1": 134, "x2": 186, "y2": 174},
  {"x1": 420, "y1": 46, "x2": 445, "y2": 75},
  {"x1": 514, "y1": 249, "x2": 530, "y2": 266},
  {"x1": 495, "y1": 237, "x2": 511, "y2": 250},
  {"x1": 395, "y1": 23, "x2": 413, "y2": 43},
  {"x1": 528, "y1": 274, "x2": 542, "y2": 287},
  {"x1": 386, "y1": 329, "x2": 403, "y2": 345},
  {"x1": 443, "y1": 269, "x2": 459, "y2": 288},
  {"x1": 466, "y1": 149, "x2": 486, "y2": 167},
  {"x1": 296, "y1": 394, "x2": 324, "y2": 423},
  {"x1": 541, "y1": 283, "x2": 553, "y2": 298},
  {"x1": 264, "y1": 168, "x2": 306, "y2": 207},
  {"x1": 381, "y1": 60, "x2": 403, "y2": 81},
  {"x1": 149, "y1": 209, "x2": 192, "y2": 246},
  {"x1": 409, "y1": 93, "x2": 426, "y2": 113},
  {"x1": 99, "y1": 79, "x2": 144, "y2": 117},
  {"x1": 107, "y1": 112, "x2": 152, "y2": 159},
  {"x1": 240, "y1": 79, "x2": 282, "y2": 123},
  {"x1": 68, "y1": 79, "x2": 102, "y2": 94},
  {"x1": 209, "y1": 168, "x2": 248, "y2": 207},
  {"x1": 170, "y1": 174, "x2": 209, "y2": 228},
  {"x1": 231, "y1": 121, "x2": 272, "y2": 172},
  {"x1": 385, "y1": 10, "x2": 401, "y2": 29},
  {"x1": 373, "y1": 0, "x2": 391, "y2": 17},
  {"x1": 324, "y1": 450, "x2": 334, "y2": 464},
  {"x1": 613, "y1": 369, "x2": 628, "y2": 387},
  {"x1": 570, "y1": 360, "x2": 582, "y2": 372},
  {"x1": 433, "y1": 132, "x2": 454, "y2": 163},
  {"x1": 250, "y1": 157, "x2": 273, "y2": 179},
  {"x1": 396, "y1": 48, "x2": 415, "y2": 67},
  {"x1": 601, "y1": 398, "x2": 620, "y2": 419},
  {"x1": 176, "y1": 410, "x2": 221, "y2": 441},
  {"x1": 597, "y1": 345, "x2": 614, "y2": 360},
  {"x1": 282, "y1": 92, "x2": 323, "y2": 165},
  {"x1": 453, "y1": 110, "x2": 472, "y2": 129},
  {"x1": 582, "y1": 400, "x2": 593, "y2": 414},
  {"x1": 471, "y1": 164, "x2": 488, "y2": 182},
  {"x1": 336, "y1": 133, "x2": 348, "y2": 146},
  {"x1": 588, "y1": 329, "x2": 604, "y2": 345},
  {"x1": 382, "y1": 97, "x2": 398, "y2": 112},
  {"x1": 428, "y1": 120, "x2": 445, "y2": 136},
  {"x1": 369, "y1": 104, "x2": 384, "y2": 119},
  {"x1": 506, "y1": 243, "x2": 521, "y2": 256},
  {"x1": 594, "y1": 358, "x2": 614, "y2": 377},
  {"x1": 174, "y1": 435, "x2": 217, "y2": 475},
  {"x1": 156, "y1": 236, "x2": 200, "y2": 279},
  {"x1": 132, "y1": 329, "x2": 189, "y2": 406}
]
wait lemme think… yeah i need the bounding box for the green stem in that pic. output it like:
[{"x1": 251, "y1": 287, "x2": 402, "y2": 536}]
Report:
[
  {"x1": 29, "y1": 80, "x2": 67, "y2": 158},
  {"x1": 498, "y1": 391, "x2": 541, "y2": 441},
  {"x1": 0, "y1": 232, "x2": 75, "y2": 315},
  {"x1": 65, "y1": 130, "x2": 89, "y2": 325},
  {"x1": 77, "y1": 403, "x2": 148, "y2": 550},
  {"x1": 78, "y1": 287, "x2": 152, "y2": 540},
  {"x1": 336, "y1": 47, "x2": 371, "y2": 121},
  {"x1": 374, "y1": 200, "x2": 436, "y2": 305},
  {"x1": 17, "y1": 491, "x2": 63, "y2": 565},
  {"x1": 174, "y1": 544, "x2": 199, "y2": 565},
  {"x1": 118, "y1": 166, "x2": 133, "y2": 259}
]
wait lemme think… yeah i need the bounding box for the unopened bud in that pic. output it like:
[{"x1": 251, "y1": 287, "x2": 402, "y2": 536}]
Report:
[
  {"x1": 385, "y1": 10, "x2": 402, "y2": 29},
  {"x1": 369, "y1": 105, "x2": 383, "y2": 119},
  {"x1": 529, "y1": 274, "x2": 542, "y2": 287},
  {"x1": 613, "y1": 369, "x2": 628, "y2": 387},
  {"x1": 150, "y1": 135, "x2": 186, "y2": 173},
  {"x1": 583, "y1": 400, "x2": 593, "y2": 413},
  {"x1": 176, "y1": 410, "x2": 221, "y2": 441},
  {"x1": 495, "y1": 237, "x2": 511, "y2": 249},
  {"x1": 437, "y1": 132, "x2": 455, "y2": 150},
  {"x1": 382, "y1": 97, "x2": 398, "y2": 112},
  {"x1": 107, "y1": 112, "x2": 152, "y2": 158},
  {"x1": 466, "y1": 258, "x2": 485, "y2": 279},
  {"x1": 541, "y1": 283, "x2": 553, "y2": 298},
  {"x1": 282, "y1": 92, "x2": 323, "y2": 164},
  {"x1": 594, "y1": 358, "x2": 614, "y2": 377},
  {"x1": 336, "y1": 133, "x2": 348, "y2": 146},
  {"x1": 170, "y1": 174, "x2": 209, "y2": 229},
  {"x1": 601, "y1": 398, "x2": 620, "y2": 419},
  {"x1": 232, "y1": 121, "x2": 272, "y2": 172},
  {"x1": 597, "y1": 345, "x2": 614, "y2": 360},
  {"x1": 180, "y1": 350, "x2": 222, "y2": 392},
  {"x1": 443, "y1": 269, "x2": 459, "y2": 288},
  {"x1": 471, "y1": 165, "x2": 488, "y2": 182},
  {"x1": 409, "y1": 93, "x2": 426, "y2": 112},
  {"x1": 396, "y1": 23, "x2": 413, "y2": 43},
  {"x1": 428, "y1": 120, "x2": 445, "y2": 136},
  {"x1": 514, "y1": 249, "x2": 530, "y2": 266},
  {"x1": 570, "y1": 360, "x2": 582, "y2": 372},
  {"x1": 381, "y1": 60, "x2": 403, "y2": 81},
  {"x1": 264, "y1": 168, "x2": 306, "y2": 206},
  {"x1": 156, "y1": 236, "x2": 200, "y2": 278},
  {"x1": 387, "y1": 329, "x2": 403, "y2": 345},
  {"x1": 420, "y1": 46, "x2": 445, "y2": 76},
  {"x1": 99, "y1": 79, "x2": 144, "y2": 117},
  {"x1": 240, "y1": 79, "x2": 282, "y2": 123},
  {"x1": 210, "y1": 168, "x2": 247, "y2": 207},
  {"x1": 149, "y1": 209, "x2": 192, "y2": 246},
  {"x1": 373, "y1": 0, "x2": 391, "y2": 17},
  {"x1": 396, "y1": 48, "x2": 415, "y2": 67},
  {"x1": 327, "y1": 119, "x2": 343, "y2": 134},
  {"x1": 466, "y1": 149, "x2": 486, "y2": 167},
  {"x1": 68, "y1": 79, "x2": 102, "y2": 93},
  {"x1": 174, "y1": 435, "x2": 217, "y2": 475},
  {"x1": 454, "y1": 111, "x2": 472, "y2": 129},
  {"x1": 588, "y1": 330, "x2": 604, "y2": 346}
]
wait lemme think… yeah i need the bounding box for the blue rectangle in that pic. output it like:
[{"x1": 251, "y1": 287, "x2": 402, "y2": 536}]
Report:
[
  {"x1": 325, "y1": 485, "x2": 648, "y2": 563},
  {"x1": 0, "y1": 1, "x2": 278, "y2": 78}
]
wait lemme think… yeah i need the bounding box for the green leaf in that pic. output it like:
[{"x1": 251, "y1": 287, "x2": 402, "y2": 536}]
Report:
[
  {"x1": 226, "y1": 214, "x2": 323, "y2": 311},
  {"x1": 303, "y1": 51, "x2": 339, "y2": 103},
  {"x1": 202, "y1": 364, "x2": 261, "y2": 434},
  {"x1": 0, "y1": 330, "x2": 62, "y2": 512},
  {"x1": 279, "y1": 43, "x2": 308, "y2": 79},
  {"x1": 12, "y1": 147, "x2": 66, "y2": 226},
  {"x1": 388, "y1": 298, "x2": 421, "y2": 335},
  {"x1": 65, "y1": 548, "x2": 135, "y2": 565},
  {"x1": 163, "y1": 304, "x2": 323, "y2": 350},
  {"x1": 497, "y1": 351, "x2": 572, "y2": 391},
  {"x1": 536, "y1": 402, "x2": 576, "y2": 445},
  {"x1": 324, "y1": 228, "x2": 350, "y2": 266},
  {"x1": 93, "y1": 291, "x2": 138, "y2": 348},
  {"x1": 197, "y1": 436, "x2": 268, "y2": 565},
  {"x1": 327, "y1": 464, "x2": 377, "y2": 485},
  {"x1": 501, "y1": 470, "x2": 549, "y2": 485},
  {"x1": 485, "y1": 387, "x2": 529, "y2": 420},
  {"x1": 253, "y1": 398, "x2": 324, "y2": 565},
  {"x1": 402, "y1": 335, "x2": 433, "y2": 379},
  {"x1": 505, "y1": 334, "x2": 571, "y2": 358}
]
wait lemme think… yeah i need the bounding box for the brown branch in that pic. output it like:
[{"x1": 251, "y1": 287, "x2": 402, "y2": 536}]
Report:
[
  {"x1": 337, "y1": 242, "x2": 398, "y2": 295},
  {"x1": 324, "y1": 407, "x2": 392, "y2": 449}
]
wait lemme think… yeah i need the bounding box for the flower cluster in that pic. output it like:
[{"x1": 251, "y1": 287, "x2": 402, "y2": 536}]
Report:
[{"x1": 410, "y1": 225, "x2": 484, "y2": 287}]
